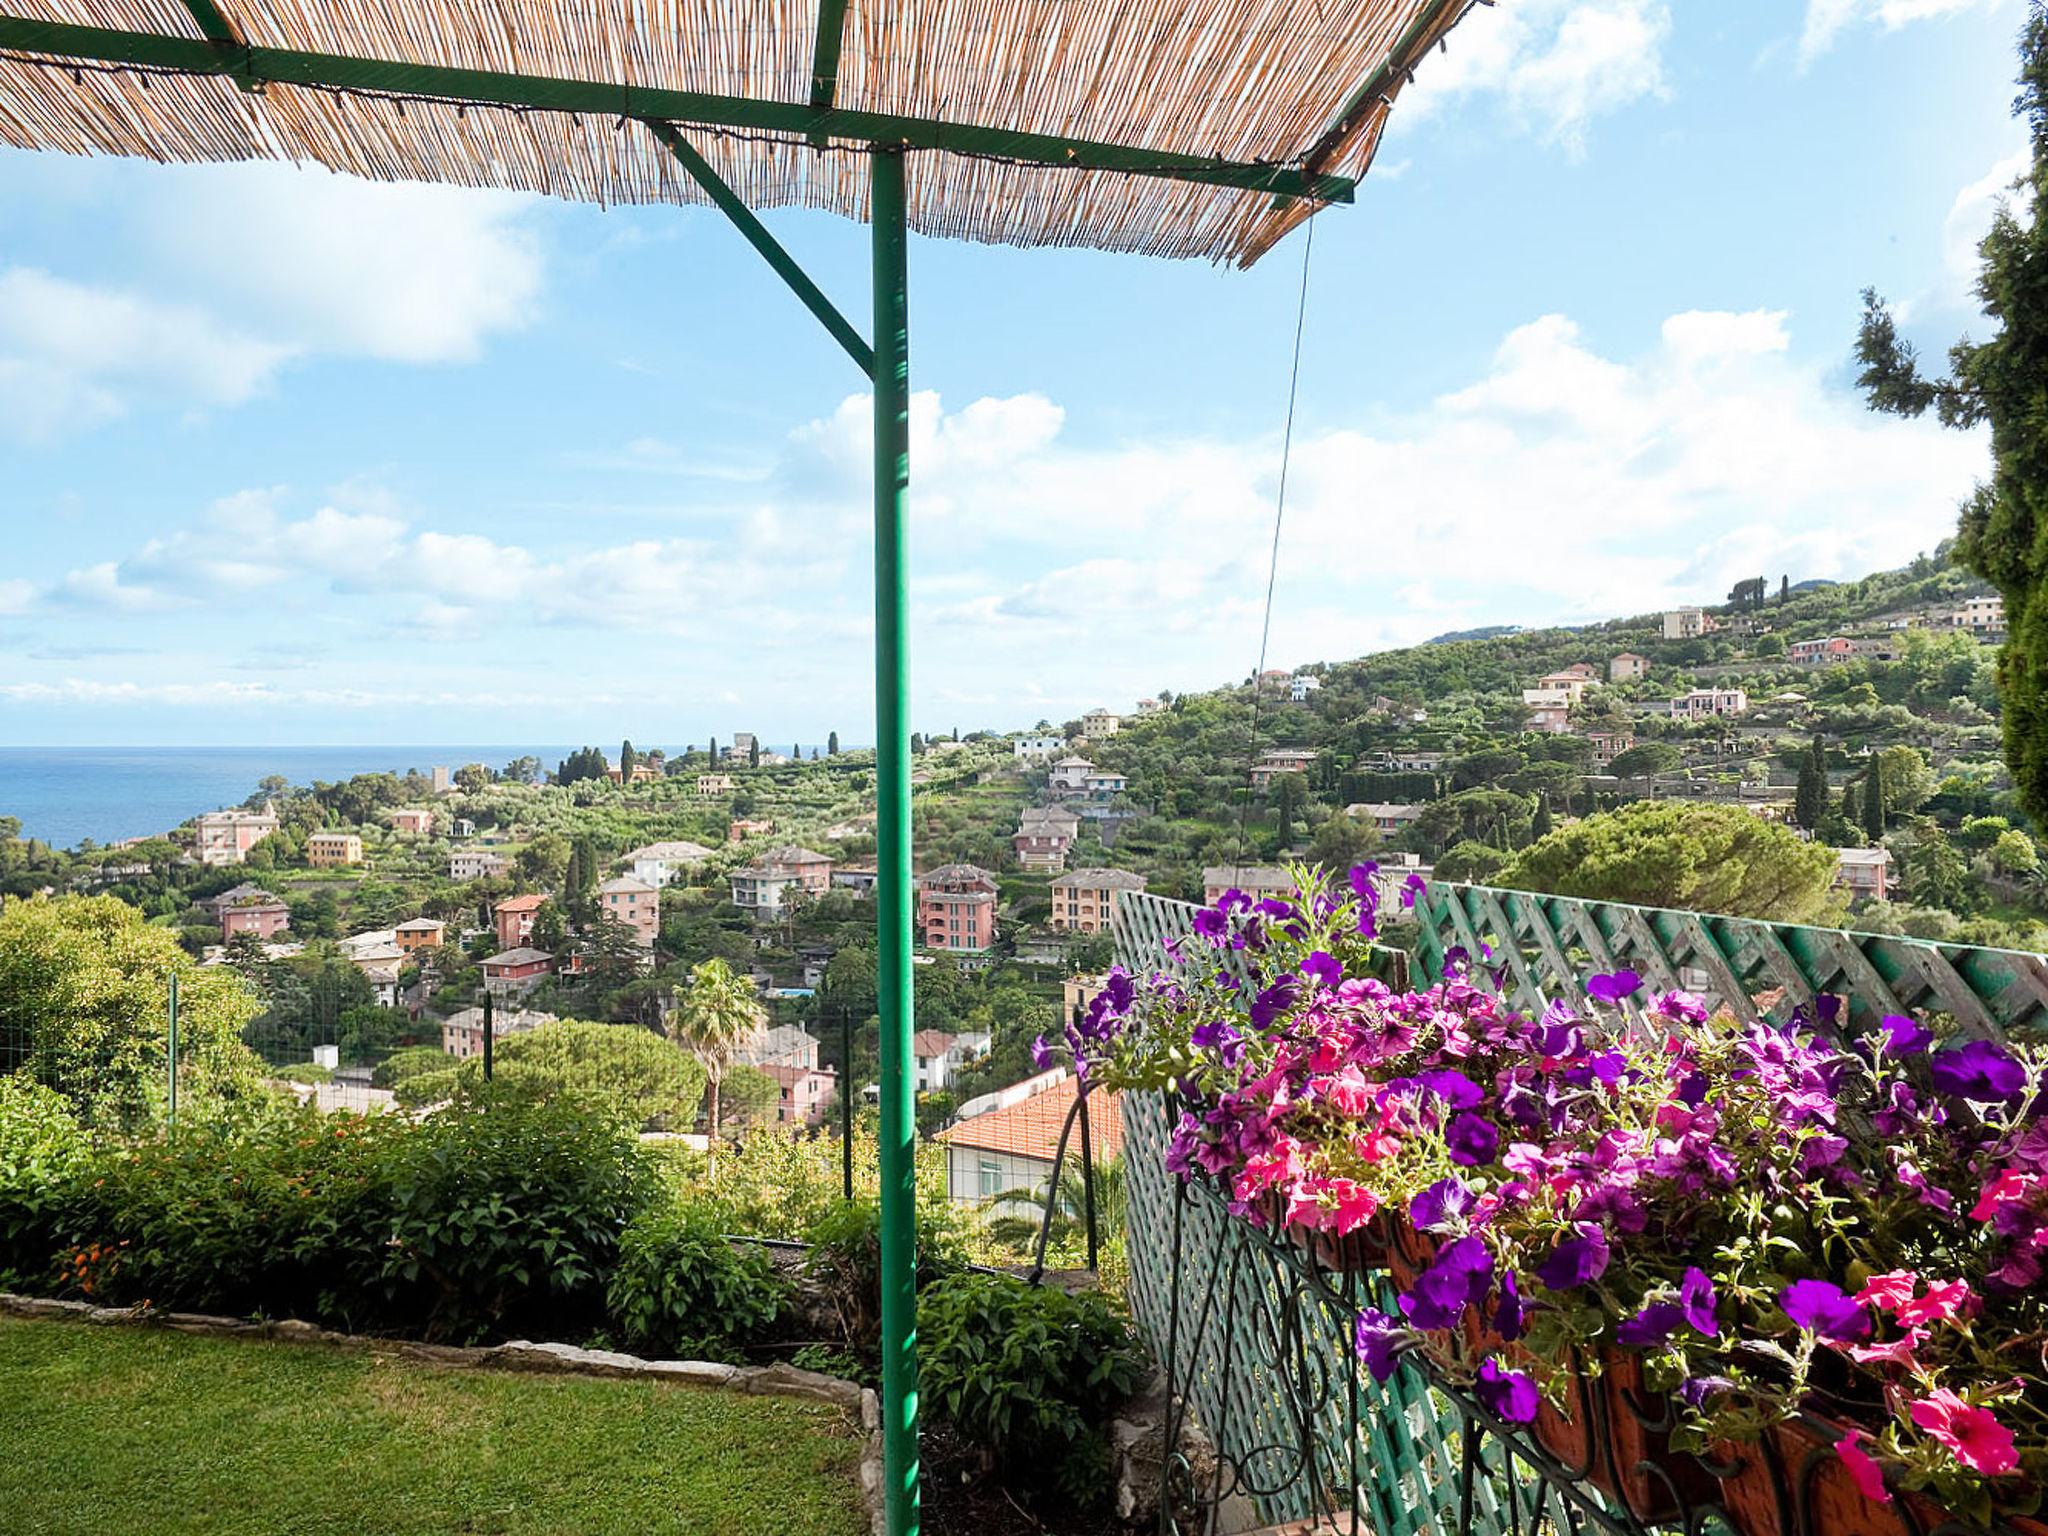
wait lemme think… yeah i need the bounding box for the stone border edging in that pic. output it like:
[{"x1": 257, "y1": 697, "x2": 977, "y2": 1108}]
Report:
[{"x1": 0, "y1": 1293, "x2": 886, "y2": 1536}]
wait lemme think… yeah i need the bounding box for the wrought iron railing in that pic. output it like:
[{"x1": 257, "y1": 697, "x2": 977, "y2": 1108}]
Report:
[{"x1": 1112, "y1": 883, "x2": 2048, "y2": 1536}]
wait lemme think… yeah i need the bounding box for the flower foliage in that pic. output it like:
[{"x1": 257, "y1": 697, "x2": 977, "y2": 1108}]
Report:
[{"x1": 1051, "y1": 864, "x2": 2048, "y2": 1524}]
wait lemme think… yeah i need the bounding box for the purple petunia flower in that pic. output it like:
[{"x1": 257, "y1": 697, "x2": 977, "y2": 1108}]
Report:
[
  {"x1": 1416, "y1": 1069, "x2": 1484, "y2": 1110},
  {"x1": 1534, "y1": 1224, "x2": 1610, "y2": 1292},
  {"x1": 1476, "y1": 1358, "x2": 1540, "y2": 1424},
  {"x1": 1192, "y1": 907, "x2": 1228, "y2": 944},
  {"x1": 1410, "y1": 1176, "x2": 1475, "y2": 1233},
  {"x1": 1400, "y1": 871, "x2": 1427, "y2": 911},
  {"x1": 1400, "y1": 1235, "x2": 1494, "y2": 1331},
  {"x1": 1879, "y1": 1014, "x2": 1932, "y2": 1054},
  {"x1": 1030, "y1": 1034, "x2": 1056, "y2": 1072},
  {"x1": 1250, "y1": 976, "x2": 1300, "y2": 1031},
  {"x1": 1679, "y1": 1268, "x2": 1719, "y2": 1336},
  {"x1": 1354, "y1": 1308, "x2": 1405, "y2": 1383},
  {"x1": 1589, "y1": 1051, "x2": 1629, "y2": 1086},
  {"x1": 1190, "y1": 1017, "x2": 1244, "y2": 1066},
  {"x1": 1301, "y1": 950, "x2": 1342, "y2": 989},
  {"x1": 1587, "y1": 970, "x2": 1643, "y2": 1005},
  {"x1": 1446, "y1": 1112, "x2": 1501, "y2": 1167},
  {"x1": 1779, "y1": 1280, "x2": 1871, "y2": 1343},
  {"x1": 1493, "y1": 1271, "x2": 1526, "y2": 1344},
  {"x1": 1677, "y1": 1376, "x2": 1735, "y2": 1408},
  {"x1": 1929, "y1": 1039, "x2": 2027, "y2": 1103},
  {"x1": 1617, "y1": 1302, "x2": 1686, "y2": 1348}
]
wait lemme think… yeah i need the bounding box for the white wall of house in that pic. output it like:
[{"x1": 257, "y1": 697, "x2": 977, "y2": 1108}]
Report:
[{"x1": 944, "y1": 1145, "x2": 1055, "y2": 1206}]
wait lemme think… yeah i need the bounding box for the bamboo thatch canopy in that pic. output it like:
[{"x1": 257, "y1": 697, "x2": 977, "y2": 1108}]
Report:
[{"x1": 0, "y1": 0, "x2": 1472, "y2": 263}]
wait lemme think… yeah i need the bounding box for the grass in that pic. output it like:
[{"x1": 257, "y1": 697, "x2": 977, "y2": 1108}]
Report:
[{"x1": 0, "y1": 1316, "x2": 868, "y2": 1536}]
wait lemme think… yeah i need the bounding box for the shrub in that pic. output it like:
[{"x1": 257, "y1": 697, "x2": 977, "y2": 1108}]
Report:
[
  {"x1": 376, "y1": 1087, "x2": 653, "y2": 1342},
  {"x1": 0, "y1": 1077, "x2": 91, "y2": 1290},
  {"x1": 393, "y1": 1022, "x2": 706, "y2": 1131},
  {"x1": 605, "y1": 1207, "x2": 785, "y2": 1361},
  {"x1": 919, "y1": 1272, "x2": 1145, "y2": 1506},
  {"x1": 371, "y1": 1044, "x2": 451, "y2": 1089},
  {"x1": 804, "y1": 1199, "x2": 965, "y2": 1356}
]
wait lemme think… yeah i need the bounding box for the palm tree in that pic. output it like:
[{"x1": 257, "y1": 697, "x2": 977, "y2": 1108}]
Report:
[
  {"x1": 984, "y1": 1155, "x2": 1127, "y2": 1259},
  {"x1": 665, "y1": 958, "x2": 765, "y2": 1150}
]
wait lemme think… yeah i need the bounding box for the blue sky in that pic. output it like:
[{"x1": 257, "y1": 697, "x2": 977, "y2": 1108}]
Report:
[{"x1": 0, "y1": 0, "x2": 2025, "y2": 747}]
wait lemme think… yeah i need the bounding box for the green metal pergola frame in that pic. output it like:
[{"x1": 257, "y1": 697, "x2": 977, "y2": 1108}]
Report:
[{"x1": 0, "y1": 5, "x2": 1462, "y2": 1528}]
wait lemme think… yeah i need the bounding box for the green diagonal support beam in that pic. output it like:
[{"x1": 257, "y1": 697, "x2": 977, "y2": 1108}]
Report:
[
  {"x1": 809, "y1": 0, "x2": 849, "y2": 108},
  {"x1": 643, "y1": 119, "x2": 874, "y2": 376},
  {"x1": 177, "y1": 0, "x2": 237, "y2": 45},
  {"x1": 0, "y1": 14, "x2": 1358, "y2": 204}
]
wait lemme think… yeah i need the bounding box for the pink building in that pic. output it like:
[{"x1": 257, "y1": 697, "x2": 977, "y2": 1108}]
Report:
[
  {"x1": 1791, "y1": 637, "x2": 1857, "y2": 665},
  {"x1": 1836, "y1": 847, "x2": 1892, "y2": 903},
  {"x1": 763, "y1": 1063, "x2": 838, "y2": 1126},
  {"x1": 481, "y1": 947, "x2": 554, "y2": 997},
  {"x1": 193, "y1": 806, "x2": 278, "y2": 867},
  {"x1": 597, "y1": 876, "x2": 660, "y2": 947},
  {"x1": 494, "y1": 892, "x2": 547, "y2": 950},
  {"x1": 1202, "y1": 865, "x2": 1296, "y2": 905},
  {"x1": 389, "y1": 808, "x2": 436, "y2": 835},
  {"x1": 1013, "y1": 807, "x2": 1078, "y2": 871},
  {"x1": 919, "y1": 864, "x2": 998, "y2": 953},
  {"x1": 219, "y1": 894, "x2": 290, "y2": 940}
]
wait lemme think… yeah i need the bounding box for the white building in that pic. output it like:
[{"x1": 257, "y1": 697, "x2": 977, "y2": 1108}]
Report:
[
  {"x1": 1012, "y1": 733, "x2": 1065, "y2": 763},
  {"x1": 1288, "y1": 674, "x2": 1321, "y2": 702},
  {"x1": 1663, "y1": 607, "x2": 1718, "y2": 641},
  {"x1": 625, "y1": 840, "x2": 715, "y2": 888},
  {"x1": 450, "y1": 848, "x2": 509, "y2": 881},
  {"x1": 1672, "y1": 687, "x2": 1750, "y2": 720},
  {"x1": 910, "y1": 1028, "x2": 993, "y2": 1094},
  {"x1": 1048, "y1": 755, "x2": 1096, "y2": 793},
  {"x1": 935, "y1": 1070, "x2": 1123, "y2": 1206},
  {"x1": 1080, "y1": 708, "x2": 1121, "y2": 738},
  {"x1": 193, "y1": 806, "x2": 279, "y2": 867}
]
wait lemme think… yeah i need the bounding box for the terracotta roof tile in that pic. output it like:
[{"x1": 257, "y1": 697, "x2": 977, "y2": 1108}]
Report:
[{"x1": 936, "y1": 1077, "x2": 1123, "y2": 1163}]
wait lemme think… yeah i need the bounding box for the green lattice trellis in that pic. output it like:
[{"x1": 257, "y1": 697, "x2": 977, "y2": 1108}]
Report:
[{"x1": 1111, "y1": 883, "x2": 2048, "y2": 1533}]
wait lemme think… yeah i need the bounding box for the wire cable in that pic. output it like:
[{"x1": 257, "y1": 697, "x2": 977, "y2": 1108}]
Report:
[{"x1": 1232, "y1": 216, "x2": 1316, "y2": 868}]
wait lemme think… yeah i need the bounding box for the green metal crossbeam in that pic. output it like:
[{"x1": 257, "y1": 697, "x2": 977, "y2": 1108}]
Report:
[
  {"x1": 177, "y1": 0, "x2": 238, "y2": 46},
  {"x1": 1301, "y1": 0, "x2": 1470, "y2": 175},
  {"x1": 809, "y1": 0, "x2": 850, "y2": 108},
  {"x1": 643, "y1": 120, "x2": 874, "y2": 375},
  {"x1": 0, "y1": 14, "x2": 1358, "y2": 205}
]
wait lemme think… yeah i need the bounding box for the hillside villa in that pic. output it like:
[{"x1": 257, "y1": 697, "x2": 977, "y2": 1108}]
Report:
[
  {"x1": 1047, "y1": 755, "x2": 1096, "y2": 794},
  {"x1": 1609, "y1": 652, "x2": 1649, "y2": 681},
  {"x1": 625, "y1": 841, "x2": 715, "y2": 887},
  {"x1": 493, "y1": 892, "x2": 547, "y2": 950},
  {"x1": 193, "y1": 806, "x2": 278, "y2": 867},
  {"x1": 1048, "y1": 868, "x2": 1148, "y2": 933},
  {"x1": 1203, "y1": 865, "x2": 1296, "y2": 904},
  {"x1": 440, "y1": 1004, "x2": 555, "y2": 1060},
  {"x1": 1348, "y1": 802, "x2": 1425, "y2": 836},
  {"x1": 1249, "y1": 747, "x2": 1317, "y2": 788},
  {"x1": 481, "y1": 947, "x2": 554, "y2": 998},
  {"x1": 450, "y1": 848, "x2": 509, "y2": 880},
  {"x1": 1836, "y1": 846, "x2": 1893, "y2": 903},
  {"x1": 1013, "y1": 807, "x2": 1079, "y2": 871},
  {"x1": 917, "y1": 864, "x2": 998, "y2": 953},
  {"x1": 388, "y1": 808, "x2": 436, "y2": 835},
  {"x1": 306, "y1": 832, "x2": 364, "y2": 868},
  {"x1": 731, "y1": 846, "x2": 834, "y2": 914},
  {"x1": 393, "y1": 917, "x2": 445, "y2": 954},
  {"x1": 1673, "y1": 687, "x2": 1750, "y2": 719},
  {"x1": 910, "y1": 1028, "x2": 993, "y2": 1094},
  {"x1": 596, "y1": 877, "x2": 660, "y2": 947},
  {"x1": 1080, "y1": 708, "x2": 1121, "y2": 738},
  {"x1": 1011, "y1": 733, "x2": 1065, "y2": 762}
]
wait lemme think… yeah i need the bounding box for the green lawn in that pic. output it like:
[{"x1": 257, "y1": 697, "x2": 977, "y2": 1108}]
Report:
[{"x1": 0, "y1": 1317, "x2": 868, "y2": 1536}]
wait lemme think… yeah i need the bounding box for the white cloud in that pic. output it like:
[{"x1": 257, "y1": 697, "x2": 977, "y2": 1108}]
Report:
[
  {"x1": 0, "y1": 579, "x2": 33, "y2": 616},
  {"x1": 1942, "y1": 149, "x2": 2031, "y2": 308},
  {"x1": 1403, "y1": 0, "x2": 1671, "y2": 154},
  {"x1": 1799, "y1": 0, "x2": 2003, "y2": 65},
  {"x1": 12, "y1": 311, "x2": 1988, "y2": 729},
  {"x1": 0, "y1": 267, "x2": 291, "y2": 440},
  {"x1": 148, "y1": 165, "x2": 544, "y2": 365}
]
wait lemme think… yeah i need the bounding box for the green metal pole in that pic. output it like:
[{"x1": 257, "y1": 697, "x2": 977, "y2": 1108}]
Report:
[
  {"x1": 871, "y1": 143, "x2": 919, "y2": 1536},
  {"x1": 166, "y1": 971, "x2": 179, "y2": 1129}
]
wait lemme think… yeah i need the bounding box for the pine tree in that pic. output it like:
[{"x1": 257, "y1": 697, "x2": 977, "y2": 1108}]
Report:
[
  {"x1": 1795, "y1": 735, "x2": 1828, "y2": 830},
  {"x1": 1856, "y1": 8, "x2": 2048, "y2": 821},
  {"x1": 1863, "y1": 756, "x2": 1887, "y2": 841}
]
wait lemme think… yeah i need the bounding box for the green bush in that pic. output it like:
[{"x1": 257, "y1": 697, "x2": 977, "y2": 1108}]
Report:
[
  {"x1": 371, "y1": 1045, "x2": 451, "y2": 1089},
  {"x1": 605, "y1": 1207, "x2": 785, "y2": 1361},
  {"x1": 919, "y1": 1271, "x2": 1146, "y2": 1506},
  {"x1": 393, "y1": 1022, "x2": 706, "y2": 1132},
  {"x1": 0, "y1": 1077, "x2": 92, "y2": 1290},
  {"x1": 804, "y1": 1199, "x2": 964, "y2": 1356},
  {"x1": 376, "y1": 1087, "x2": 652, "y2": 1342}
]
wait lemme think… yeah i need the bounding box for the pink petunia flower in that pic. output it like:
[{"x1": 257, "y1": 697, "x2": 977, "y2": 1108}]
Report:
[
  {"x1": 1853, "y1": 1271, "x2": 1918, "y2": 1313},
  {"x1": 1846, "y1": 1328, "x2": 1926, "y2": 1370},
  {"x1": 1908, "y1": 1390, "x2": 2021, "y2": 1478},
  {"x1": 1894, "y1": 1279, "x2": 1974, "y2": 1328},
  {"x1": 1835, "y1": 1431, "x2": 1892, "y2": 1504},
  {"x1": 1970, "y1": 1170, "x2": 2040, "y2": 1223}
]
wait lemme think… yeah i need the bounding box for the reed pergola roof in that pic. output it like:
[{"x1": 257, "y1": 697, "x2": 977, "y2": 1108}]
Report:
[{"x1": 0, "y1": 0, "x2": 1473, "y2": 264}]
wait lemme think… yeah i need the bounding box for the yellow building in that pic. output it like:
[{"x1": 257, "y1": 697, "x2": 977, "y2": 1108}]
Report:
[
  {"x1": 1048, "y1": 868, "x2": 1148, "y2": 933},
  {"x1": 307, "y1": 832, "x2": 364, "y2": 868}
]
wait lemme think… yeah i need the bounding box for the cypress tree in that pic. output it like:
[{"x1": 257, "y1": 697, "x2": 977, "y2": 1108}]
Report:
[
  {"x1": 828, "y1": 731, "x2": 840, "y2": 756},
  {"x1": 1532, "y1": 797, "x2": 1554, "y2": 841},
  {"x1": 1795, "y1": 735, "x2": 1828, "y2": 830},
  {"x1": 1857, "y1": 9, "x2": 2048, "y2": 821},
  {"x1": 1863, "y1": 757, "x2": 1887, "y2": 841},
  {"x1": 748, "y1": 739, "x2": 761, "y2": 769},
  {"x1": 1841, "y1": 779, "x2": 1860, "y2": 829}
]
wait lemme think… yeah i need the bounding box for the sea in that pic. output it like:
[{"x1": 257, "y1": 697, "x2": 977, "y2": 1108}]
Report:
[{"x1": 0, "y1": 746, "x2": 581, "y2": 850}]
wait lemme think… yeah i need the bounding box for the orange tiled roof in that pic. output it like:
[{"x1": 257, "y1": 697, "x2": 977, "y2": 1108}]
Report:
[
  {"x1": 936, "y1": 1078, "x2": 1123, "y2": 1163},
  {"x1": 495, "y1": 893, "x2": 547, "y2": 913}
]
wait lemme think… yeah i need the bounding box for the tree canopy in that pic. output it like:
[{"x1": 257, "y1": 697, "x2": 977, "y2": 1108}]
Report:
[
  {"x1": 395, "y1": 1020, "x2": 707, "y2": 1130},
  {"x1": 1497, "y1": 802, "x2": 1840, "y2": 923}
]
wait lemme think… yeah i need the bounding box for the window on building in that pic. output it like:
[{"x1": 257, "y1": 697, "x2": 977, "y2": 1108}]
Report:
[{"x1": 977, "y1": 1159, "x2": 1003, "y2": 1198}]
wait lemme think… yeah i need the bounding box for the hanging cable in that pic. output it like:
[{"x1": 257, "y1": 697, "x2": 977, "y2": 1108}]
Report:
[{"x1": 1232, "y1": 215, "x2": 1315, "y2": 868}]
